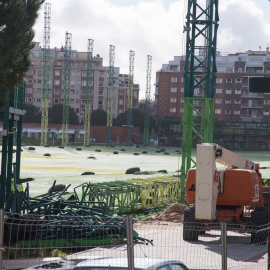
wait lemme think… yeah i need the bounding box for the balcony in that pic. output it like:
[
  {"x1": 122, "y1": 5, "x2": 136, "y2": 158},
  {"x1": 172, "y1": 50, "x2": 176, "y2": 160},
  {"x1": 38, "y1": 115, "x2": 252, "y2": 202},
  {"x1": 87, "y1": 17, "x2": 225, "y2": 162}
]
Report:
[
  {"x1": 241, "y1": 103, "x2": 263, "y2": 109},
  {"x1": 241, "y1": 93, "x2": 263, "y2": 98}
]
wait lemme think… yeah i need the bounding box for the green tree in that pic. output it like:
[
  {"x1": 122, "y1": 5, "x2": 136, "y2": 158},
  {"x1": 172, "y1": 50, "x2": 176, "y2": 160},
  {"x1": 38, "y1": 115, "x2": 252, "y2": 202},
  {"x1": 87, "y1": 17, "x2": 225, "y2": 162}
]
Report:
[
  {"x1": 0, "y1": 0, "x2": 44, "y2": 108},
  {"x1": 114, "y1": 109, "x2": 156, "y2": 133},
  {"x1": 23, "y1": 104, "x2": 41, "y2": 123},
  {"x1": 48, "y1": 104, "x2": 79, "y2": 125},
  {"x1": 91, "y1": 109, "x2": 107, "y2": 126}
]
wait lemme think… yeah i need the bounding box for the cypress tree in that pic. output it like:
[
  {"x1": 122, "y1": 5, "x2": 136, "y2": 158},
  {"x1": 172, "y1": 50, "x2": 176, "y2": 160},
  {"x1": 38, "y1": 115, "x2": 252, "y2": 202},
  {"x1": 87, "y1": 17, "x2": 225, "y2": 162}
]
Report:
[{"x1": 0, "y1": 0, "x2": 44, "y2": 108}]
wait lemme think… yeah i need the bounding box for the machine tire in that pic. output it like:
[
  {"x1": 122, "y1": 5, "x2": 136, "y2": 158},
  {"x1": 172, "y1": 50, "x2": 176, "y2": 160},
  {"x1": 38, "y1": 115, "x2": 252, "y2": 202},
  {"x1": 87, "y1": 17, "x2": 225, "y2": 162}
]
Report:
[
  {"x1": 183, "y1": 206, "x2": 198, "y2": 241},
  {"x1": 251, "y1": 206, "x2": 268, "y2": 244}
]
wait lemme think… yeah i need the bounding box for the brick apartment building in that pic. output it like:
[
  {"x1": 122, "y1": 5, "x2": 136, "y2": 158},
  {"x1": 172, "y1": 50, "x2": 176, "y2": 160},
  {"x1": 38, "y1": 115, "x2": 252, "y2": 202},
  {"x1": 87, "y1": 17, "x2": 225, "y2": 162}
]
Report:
[
  {"x1": 26, "y1": 42, "x2": 139, "y2": 124},
  {"x1": 155, "y1": 49, "x2": 270, "y2": 122}
]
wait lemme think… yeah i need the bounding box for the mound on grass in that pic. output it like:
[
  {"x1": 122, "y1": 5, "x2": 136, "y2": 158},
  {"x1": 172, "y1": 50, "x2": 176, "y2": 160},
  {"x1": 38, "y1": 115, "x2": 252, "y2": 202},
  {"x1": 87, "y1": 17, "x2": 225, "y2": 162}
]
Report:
[{"x1": 154, "y1": 203, "x2": 187, "y2": 222}]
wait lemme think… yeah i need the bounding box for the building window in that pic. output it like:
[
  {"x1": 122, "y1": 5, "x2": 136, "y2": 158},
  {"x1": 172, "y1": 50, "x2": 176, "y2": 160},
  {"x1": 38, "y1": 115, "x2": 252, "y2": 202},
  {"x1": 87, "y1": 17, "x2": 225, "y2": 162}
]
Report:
[
  {"x1": 38, "y1": 70, "x2": 42, "y2": 76},
  {"x1": 215, "y1": 109, "x2": 221, "y2": 114},
  {"x1": 225, "y1": 110, "x2": 231, "y2": 114},
  {"x1": 234, "y1": 110, "x2": 240, "y2": 114},
  {"x1": 216, "y1": 78, "x2": 222, "y2": 83},
  {"x1": 76, "y1": 81, "x2": 81, "y2": 86},
  {"x1": 235, "y1": 78, "x2": 242, "y2": 83},
  {"x1": 54, "y1": 70, "x2": 60, "y2": 76},
  {"x1": 194, "y1": 88, "x2": 200, "y2": 96},
  {"x1": 36, "y1": 98, "x2": 41, "y2": 103},
  {"x1": 180, "y1": 98, "x2": 184, "y2": 103},
  {"x1": 226, "y1": 78, "x2": 232, "y2": 83},
  {"x1": 77, "y1": 71, "x2": 81, "y2": 76},
  {"x1": 238, "y1": 68, "x2": 243, "y2": 72},
  {"x1": 134, "y1": 91, "x2": 138, "y2": 98},
  {"x1": 76, "y1": 90, "x2": 80, "y2": 95},
  {"x1": 226, "y1": 89, "x2": 232, "y2": 94},
  {"x1": 234, "y1": 99, "x2": 241, "y2": 104},
  {"x1": 264, "y1": 110, "x2": 270, "y2": 115},
  {"x1": 71, "y1": 80, "x2": 75, "y2": 86},
  {"x1": 119, "y1": 99, "x2": 123, "y2": 105},
  {"x1": 54, "y1": 98, "x2": 59, "y2": 104},
  {"x1": 170, "y1": 107, "x2": 176, "y2": 113},
  {"x1": 99, "y1": 91, "x2": 103, "y2": 96},
  {"x1": 225, "y1": 99, "x2": 231, "y2": 104},
  {"x1": 119, "y1": 109, "x2": 123, "y2": 114},
  {"x1": 215, "y1": 98, "x2": 222, "y2": 104},
  {"x1": 28, "y1": 79, "x2": 32, "y2": 84},
  {"x1": 181, "y1": 88, "x2": 184, "y2": 93},
  {"x1": 180, "y1": 107, "x2": 184, "y2": 113},
  {"x1": 76, "y1": 99, "x2": 80, "y2": 104},
  {"x1": 27, "y1": 88, "x2": 32, "y2": 93},
  {"x1": 71, "y1": 71, "x2": 76, "y2": 76},
  {"x1": 70, "y1": 99, "x2": 74, "y2": 104},
  {"x1": 81, "y1": 108, "x2": 85, "y2": 114},
  {"x1": 235, "y1": 89, "x2": 241, "y2": 94},
  {"x1": 70, "y1": 90, "x2": 75, "y2": 95},
  {"x1": 171, "y1": 87, "x2": 177, "y2": 93},
  {"x1": 76, "y1": 108, "x2": 79, "y2": 113},
  {"x1": 54, "y1": 80, "x2": 60, "y2": 86},
  {"x1": 119, "y1": 89, "x2": 123, "y2": 95},
  {"x1": 28, "y1": 70, "x2": 33, "y2": 75},
  {"x1": 82, "y1": 71, "x2": 87, "y2": 77},
  {"x1": 27, "y1": 97, "x2": 32, "y2": 103},
  {"x1": 54, "y1": 89, "x2": 60, "y2": 95},
  {"x1": 98, "y1": 100, "x2": 103, "y2": 105},
  {"x1": 82, "y1": 90, "x2": 86, "y2": 95},
  {"x1": 216, "y1": 89, "x2": 222, "y2": 94},
  {"x1": 181, "y1": 77, "x2": 185, "y2": 82},
  {"x1": 264, "y1": 100, "x2": 270, "y2": 105},
  {"x1": 171, "y1": 77, "x2": 177, "y2": 82},
  {"x1": 170, "y1": 97, "x2": 177, "y2": 103},
  {"x1": 37, "y1": 88, "x2": 41, "y2": 93},
  {"x1": 81, "y1": 99, "x2": 85, "y2": 104}
]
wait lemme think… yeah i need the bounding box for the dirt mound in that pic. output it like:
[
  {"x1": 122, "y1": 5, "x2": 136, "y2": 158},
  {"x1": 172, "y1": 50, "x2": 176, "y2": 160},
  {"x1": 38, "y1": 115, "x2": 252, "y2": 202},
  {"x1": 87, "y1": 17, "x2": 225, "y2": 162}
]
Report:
[{"x1": 154, "y1": 203, "x2": 187, "y2": 222}]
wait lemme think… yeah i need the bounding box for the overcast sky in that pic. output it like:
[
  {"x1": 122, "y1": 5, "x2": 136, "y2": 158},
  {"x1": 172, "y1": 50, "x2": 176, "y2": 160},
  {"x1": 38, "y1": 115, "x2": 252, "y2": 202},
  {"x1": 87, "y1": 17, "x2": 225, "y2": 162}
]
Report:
[{"x1": 33, "y1": 0, "x2": 270, "y2": 100}]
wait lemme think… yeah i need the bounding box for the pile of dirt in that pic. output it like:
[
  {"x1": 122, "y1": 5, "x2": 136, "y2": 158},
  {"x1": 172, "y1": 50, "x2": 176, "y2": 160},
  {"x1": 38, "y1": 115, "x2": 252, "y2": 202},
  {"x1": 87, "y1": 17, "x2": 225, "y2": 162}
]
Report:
[{"x1": 154, "y1": 203, "x2": 187, "y2": 222}]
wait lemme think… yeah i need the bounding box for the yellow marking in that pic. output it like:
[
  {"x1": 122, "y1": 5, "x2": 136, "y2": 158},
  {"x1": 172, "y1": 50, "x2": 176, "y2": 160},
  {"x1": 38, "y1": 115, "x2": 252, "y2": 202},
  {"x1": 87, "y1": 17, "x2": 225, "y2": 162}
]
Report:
[{"x1": 20, "y1": 165, "x2": 124, "y2": 174}]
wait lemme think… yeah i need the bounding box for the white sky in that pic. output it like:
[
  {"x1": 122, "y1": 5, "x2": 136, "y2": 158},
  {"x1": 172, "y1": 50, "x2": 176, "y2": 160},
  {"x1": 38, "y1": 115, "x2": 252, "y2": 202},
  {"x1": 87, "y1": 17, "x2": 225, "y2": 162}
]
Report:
[{"x1": 33, "y1": 0, "x2": 270, "y2": 100}]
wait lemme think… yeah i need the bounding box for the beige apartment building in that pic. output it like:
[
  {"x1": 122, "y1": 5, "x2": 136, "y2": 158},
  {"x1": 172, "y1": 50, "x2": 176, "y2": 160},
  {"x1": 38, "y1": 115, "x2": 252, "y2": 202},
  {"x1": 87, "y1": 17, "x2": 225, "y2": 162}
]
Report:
[
  {"x1": 26, "y1": 42, "x2": 139, "y2": 123},
  {"x1": 155, "y1": 49, "x2": 270, "y2": 122}
]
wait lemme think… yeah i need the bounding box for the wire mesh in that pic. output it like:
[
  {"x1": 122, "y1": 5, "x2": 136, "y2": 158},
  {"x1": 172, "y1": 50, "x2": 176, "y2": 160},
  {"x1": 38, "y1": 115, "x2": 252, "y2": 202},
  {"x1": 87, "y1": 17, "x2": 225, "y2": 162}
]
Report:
[{"x1": 1, "y1": 215, "x2": 269, "y2": 270}]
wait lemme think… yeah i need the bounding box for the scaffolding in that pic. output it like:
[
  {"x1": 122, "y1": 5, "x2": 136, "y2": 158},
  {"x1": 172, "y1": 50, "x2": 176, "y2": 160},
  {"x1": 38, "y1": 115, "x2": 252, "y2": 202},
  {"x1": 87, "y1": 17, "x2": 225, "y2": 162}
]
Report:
[
  {"x1": 126, "y1": 50, "x2": 135, "y2": 146},
  {"x1": 40, "y1": 3, "x2": 51, "y2": 146},
  {"x1": 84, "y1": 39, "x2": 94, "y2": 146},
  {"x1": 106, "y1": 45, "x2": 115, "y2": 147},
  {"x1": 62, "y1": 32, "x2": 72, "y2": 146},
  {"x1": 143, "y1": 55, "x2": 152, "y2": 147},
  {"x1": 180, "y1": 0, "x2": 219, "y2": 202}
]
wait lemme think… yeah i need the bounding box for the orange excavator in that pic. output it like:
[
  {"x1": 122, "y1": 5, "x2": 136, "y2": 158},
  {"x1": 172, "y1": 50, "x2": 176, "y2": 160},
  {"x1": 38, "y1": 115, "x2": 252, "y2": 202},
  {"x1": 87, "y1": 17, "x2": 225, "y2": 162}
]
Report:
[{"x1": 183, "y1": 143, "x2": 269, "y2": 243}]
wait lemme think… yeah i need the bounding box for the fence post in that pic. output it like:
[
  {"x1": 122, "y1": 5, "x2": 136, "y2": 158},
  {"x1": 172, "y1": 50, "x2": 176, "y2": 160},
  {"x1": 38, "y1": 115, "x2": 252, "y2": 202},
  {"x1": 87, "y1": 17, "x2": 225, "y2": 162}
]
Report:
[
  {"x1": 125, "y1": 216, "x2": 134, "y2": 270},
  {"x1": 0, "y1": 209, "x2": 4, "y2": 270},
  {"x1": 221, "y1": 222, "x2": 227, "y2": 270}
]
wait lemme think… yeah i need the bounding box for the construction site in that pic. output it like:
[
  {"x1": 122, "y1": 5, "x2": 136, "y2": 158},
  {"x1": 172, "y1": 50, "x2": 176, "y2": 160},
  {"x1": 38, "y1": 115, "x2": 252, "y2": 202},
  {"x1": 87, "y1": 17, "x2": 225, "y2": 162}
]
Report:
[{"x1": 1, "y1": 0, "x2": 270, "y2": 270}]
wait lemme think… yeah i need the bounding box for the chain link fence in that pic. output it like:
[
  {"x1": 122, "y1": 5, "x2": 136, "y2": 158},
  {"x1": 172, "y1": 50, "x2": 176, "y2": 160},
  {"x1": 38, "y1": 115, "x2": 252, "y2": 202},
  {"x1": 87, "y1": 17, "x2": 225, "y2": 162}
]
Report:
[{"x1": 0, "y1": 210, "x2": 268, "y2": 270}]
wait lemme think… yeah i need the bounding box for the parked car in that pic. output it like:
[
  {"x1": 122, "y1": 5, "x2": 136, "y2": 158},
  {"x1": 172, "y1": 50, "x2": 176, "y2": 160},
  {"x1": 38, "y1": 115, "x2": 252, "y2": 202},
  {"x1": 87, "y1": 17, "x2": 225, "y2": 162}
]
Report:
[{"x1": 73, "y1": 257, "x2": 189, "y2": 270}]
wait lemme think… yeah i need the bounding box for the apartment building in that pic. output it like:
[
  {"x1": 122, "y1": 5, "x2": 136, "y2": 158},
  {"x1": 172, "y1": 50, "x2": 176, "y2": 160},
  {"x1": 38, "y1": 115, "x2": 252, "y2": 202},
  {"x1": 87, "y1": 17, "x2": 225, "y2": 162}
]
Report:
[
  {"x1": 26, "y1": 42, "x2": 139, "y2": 123},
  {"x1": 155, "y1": 49, "x2": 270, "y2": 122}
]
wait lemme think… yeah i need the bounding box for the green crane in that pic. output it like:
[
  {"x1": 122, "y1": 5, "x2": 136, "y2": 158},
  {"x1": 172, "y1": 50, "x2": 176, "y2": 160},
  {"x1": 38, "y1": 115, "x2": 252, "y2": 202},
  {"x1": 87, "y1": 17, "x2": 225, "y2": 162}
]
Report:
[
  {"x1": 126, "y1": 50, "x2": 135, "y2": 147},
  {"x1": 143, "y1": 55, "x2": 152, "y2": 147},
  {"x1": 180, "y1": 0, "x2": 219, "y2": 203},
  {"x1": 106, "y1": 45, "x2": 115, "y2": 147},
  {"x1": 62, "y1": 32, "x2": 72, "y2": 147},
  {"x1": 40, "y1": 2, "x2": 51, "y2": 146},
  {"x1": 84, "y1": 39, "x2": 94, "y2": 147}
]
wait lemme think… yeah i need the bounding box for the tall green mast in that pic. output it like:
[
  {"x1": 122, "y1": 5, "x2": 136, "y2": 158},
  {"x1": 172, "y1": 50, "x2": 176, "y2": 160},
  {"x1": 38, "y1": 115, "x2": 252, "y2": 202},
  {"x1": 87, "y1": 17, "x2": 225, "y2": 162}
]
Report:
[
  {"x1": 41, "y1": 2, "x2": 51, "y2": 146},
  {"x1": 106, "y1": 45, "x2": 115, "y2": 147},
  {"x1": 126, "y1": 50, "x2": 135, "y2": 147},
  {"x1": 84, "y1": 39, "x2": 94, "y2": 147},
  {"x1": 62, "y1": 31, "x2": 72, "y2": 147},
  {"x1": 143, "y1": 55, "x2": 152, "y2": 147},
  {"x1": 180, "y1": 0, "x2": 219, "y2": 202}
]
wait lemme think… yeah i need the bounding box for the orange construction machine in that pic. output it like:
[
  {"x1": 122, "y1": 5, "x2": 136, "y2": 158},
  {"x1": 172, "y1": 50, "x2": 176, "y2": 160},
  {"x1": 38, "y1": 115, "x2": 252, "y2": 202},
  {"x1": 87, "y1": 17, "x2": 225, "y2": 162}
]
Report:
[{"x1": 183, "y1": 143, "x2": 269, "y2": 243}]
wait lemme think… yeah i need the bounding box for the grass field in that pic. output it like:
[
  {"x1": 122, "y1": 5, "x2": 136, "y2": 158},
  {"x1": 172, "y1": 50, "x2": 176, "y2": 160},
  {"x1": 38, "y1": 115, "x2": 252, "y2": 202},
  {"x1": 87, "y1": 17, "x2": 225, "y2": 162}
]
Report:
[{"x1": 3, "y1": 143, "x2": 270, "y2": 197}]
